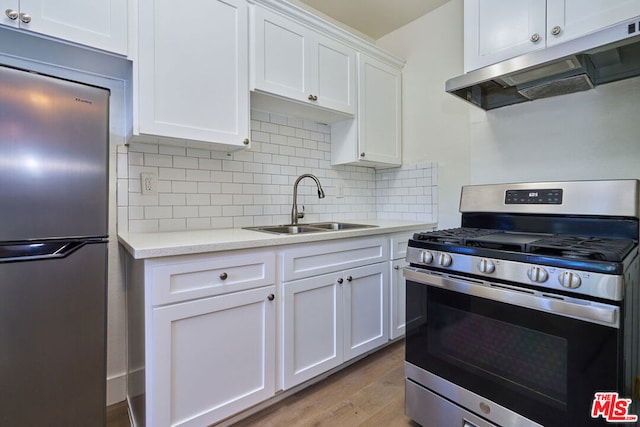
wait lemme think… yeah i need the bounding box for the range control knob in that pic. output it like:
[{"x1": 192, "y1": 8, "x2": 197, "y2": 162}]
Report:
[
  {"x1": 477, "y1": 259, "x2": 495, "y2": 274},
  {"x1": 420, "y1": 250, "x2": 434, "y2": 264},
  {"x1": 558, "y1": 271, "x2": 582, "y2": 289},
  {"x1": 437, "y1": 253, "x2": 453, "y2": 267},
  {"x1": 527, "y1": 266, "x2": 549, "y2": 283}
]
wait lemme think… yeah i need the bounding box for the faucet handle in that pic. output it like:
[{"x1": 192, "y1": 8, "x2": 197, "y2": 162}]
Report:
[{"x1": 297, "y1": 205, "x2": 305, "y2": 219}]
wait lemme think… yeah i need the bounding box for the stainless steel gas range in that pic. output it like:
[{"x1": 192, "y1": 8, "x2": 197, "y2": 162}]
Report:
[{"x1": 404, "y1": 180, "x2": 640, "y2": 427}]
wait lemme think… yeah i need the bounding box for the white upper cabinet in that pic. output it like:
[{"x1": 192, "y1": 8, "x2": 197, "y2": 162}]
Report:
[
  {"x1": 546, "y1": 0, "x2": 640, "y2": 47},
  {"x1": 331, "y1": 53, "x2": 402, "y2": 167},
  {"x1": 1, "y1": 0, "x2": 127, "y2": 55},
  {"x1": 465, "y1": 0, "x2": 640, "y2": 72},
  {"x1": 251, "y1": 5, "x2": 356, "y2": 115},
  {"x1": 134, "y1": 0, "x2": 250, "y2": 150},
  {"x1": 464, "y1": 0, "x2": 546, "y2": 72}
]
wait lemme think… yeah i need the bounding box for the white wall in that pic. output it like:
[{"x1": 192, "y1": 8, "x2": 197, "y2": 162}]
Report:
[
  {"x1": 469, "y1": 76, "x2": 640, "y2": 183},
  {"x1": 377, "y1": 0, "x2": 470, "y2": 229},
  {"x1": 378, "y1": 0, "x2": 640, "y2": 228}
]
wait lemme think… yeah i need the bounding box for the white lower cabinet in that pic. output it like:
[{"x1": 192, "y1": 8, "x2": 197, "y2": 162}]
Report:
[
  {"x1": 126, "y1": 249, "x2": 277, "y2": 427},
  {"x1": 280, "y1": 237, "x2": 389, "y2": 390},
  {"x1": 126, "y1": 231, "x2": 428, "y2": 425},
  {"x1": 152, "y1": 286, "x2": 276, "y2": 427}
]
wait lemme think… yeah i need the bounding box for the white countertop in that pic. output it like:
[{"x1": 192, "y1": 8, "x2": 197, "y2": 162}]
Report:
[{"x1": 118, "y1": 220, "x2": 435, "y2": 259}]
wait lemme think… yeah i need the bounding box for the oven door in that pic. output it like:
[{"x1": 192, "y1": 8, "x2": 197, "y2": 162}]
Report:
[{"x1": 404, "y1": 267, "x2": 623, "y2": 427}]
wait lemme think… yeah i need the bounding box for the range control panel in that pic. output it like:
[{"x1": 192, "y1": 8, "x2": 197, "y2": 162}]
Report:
[{"x1": 505, "y1": 189, "x2": 563, "y2": 205}]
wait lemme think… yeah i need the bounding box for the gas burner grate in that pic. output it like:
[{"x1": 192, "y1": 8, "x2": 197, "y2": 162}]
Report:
[
  {"x1": 528, "y1": 236, "x2": 636, "y2": 262},
  {"x1": 413, "y1": 228, "x2": 501, "y2": 245}
]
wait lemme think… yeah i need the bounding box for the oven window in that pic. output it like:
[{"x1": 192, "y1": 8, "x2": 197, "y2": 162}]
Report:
[
  {"x1": 430, "y1": 302, "x2": 568, "y2": 404},
  {"x1": 406, "y1": 280, "x2": 621, "y2": 427}
]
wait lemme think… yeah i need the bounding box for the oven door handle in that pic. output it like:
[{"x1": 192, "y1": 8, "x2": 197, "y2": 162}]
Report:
[{"x1": 404, "y1": 268, "x2": 620, "y2": 328}]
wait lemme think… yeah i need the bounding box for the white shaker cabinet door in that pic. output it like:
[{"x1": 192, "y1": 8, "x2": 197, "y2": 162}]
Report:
[
  {"x1": 390, "y1": 259, "x2": 408, "y2": 340},
  {"x1": 357, "y1": 54, "x2": 401, "y2": 166},
  {"x1": 546, "y1": 0, "x2": 640, "y2": 47},
  {"x1": 0, "y1": 1, "x2": 20, "y2": 28},
  {"x1": 464, "y1": 0, "x2": 546, "y2": 72},
  {"x1": 151, "y1": 286, "x2": 276, "y2": 427},
  {"x1": 343, "y1": 262, "x2": 389, "y2": 361},
  {"x1": 136, "y1": 0, "x2": 250, "y2": 148},
  {"x1": 4, "y1": 0, "x2": 127, "y2": 54},
  {"x1": 282, "y1": 273, "x2": 344, "y2": 390},
  {"x1": 252, "y1": 6, "x2": 311, "y2": 103},
  {"x1": 314, "y1": 34, "x2": 356, "y2": 115}
]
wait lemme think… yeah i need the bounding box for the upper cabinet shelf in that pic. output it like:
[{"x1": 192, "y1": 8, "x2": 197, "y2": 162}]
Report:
[
  {"x1": 0, "y1": 0, "x2": 127, "y2": 55},
  {"x1": 464, "y1": 0, "x2": 640, "y2": 72}
]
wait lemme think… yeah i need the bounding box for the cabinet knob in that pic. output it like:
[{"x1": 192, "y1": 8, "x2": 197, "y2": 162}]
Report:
[
  {"x1": 308, "y1": 94, "x2": 318, "y2": 101},
  {"x1": 551, "y1": 26, "x2": 561, "y2": 36},
  {"x1": 337, "y1": 277, "x2": 344, "y2": 284},
  {"x1": 360, "y1": 152, "x2": 365, "y2": 158},
  {"x1": 5, "y1": 9, "x2": 19, "y2": 20},
  {"x1": 394, "y1": 265, "x2": 400, "y2": 270},
  {"x1": 530, "y1": 33, "x2": 540, "y2": 43},
  {"x1": 19, "y1": 12, "x2": 31, "y2": 23},
  {"x1": 346, "y1": 276, "x2": 353, "y2": 282},
  {"x1": 243, "y1": 138, "x2": 249, "y2": 145},
  {"x1": 219, "y1": 272, "x2": 228, "y2": 280},
  {"x1": 267, "y1": 293, "x2": 275, "y2": 301}
]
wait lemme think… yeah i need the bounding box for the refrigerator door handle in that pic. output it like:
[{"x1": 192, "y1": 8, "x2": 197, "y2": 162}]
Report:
[{"x1": 0, "y1": 240, "x2": 93, "y2": 263}]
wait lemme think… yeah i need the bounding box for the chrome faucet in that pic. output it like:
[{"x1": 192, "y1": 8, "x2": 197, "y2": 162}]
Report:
[{"x1": 291, "y1": 174, "x2": 325, "y2": 225}]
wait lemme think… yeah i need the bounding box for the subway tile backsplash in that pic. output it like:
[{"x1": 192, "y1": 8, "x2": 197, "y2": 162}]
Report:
[{"x1": 117, "y1": 110, "x2": 437, "y2": 233}]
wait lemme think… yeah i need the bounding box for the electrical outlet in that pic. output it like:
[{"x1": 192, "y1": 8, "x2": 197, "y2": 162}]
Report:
[
  {"x1": 336, "y1": 182, "x2": 345, "y2": 199},
  {"x1": 140, "y1": 172, "x2": 157, "y2": 195}
]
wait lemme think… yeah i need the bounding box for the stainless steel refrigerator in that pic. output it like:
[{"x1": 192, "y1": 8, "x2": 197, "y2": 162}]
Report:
[{"x1": 0, "y1": 65, "x2": 109, "y2": 426}]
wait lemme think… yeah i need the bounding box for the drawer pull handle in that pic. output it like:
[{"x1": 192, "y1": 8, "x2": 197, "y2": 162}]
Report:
[
  {"x1": 337, "y1": 278, "x2": 344, "y2": 284},
  {"x1": 267, "y1": 294, "x2": 275, "y2": 301},
  {"x1": 219, "y1": 272, "x2": 228, "y2": 280},
  {"x1": 346, "y1": 276, "x2": 353, "y2": 282}
]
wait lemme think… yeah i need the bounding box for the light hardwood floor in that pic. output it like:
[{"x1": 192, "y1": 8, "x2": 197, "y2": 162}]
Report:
[{"x1": 106, "y1": 340, "x2": 416, "y2": 427}]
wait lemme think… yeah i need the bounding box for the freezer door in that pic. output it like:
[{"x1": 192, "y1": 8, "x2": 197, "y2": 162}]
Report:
[
  {"x1": 0, "y1": 66, "x2": 109, "y2": 241},
  {"x1": 0, "y1": 241, "x2": 107, "y2": 426}
]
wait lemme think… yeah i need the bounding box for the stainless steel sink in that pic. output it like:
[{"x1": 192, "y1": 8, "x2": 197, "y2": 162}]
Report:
[
  {"x1": 307, "y1": 222, "x2": 378, "y2": 231},
  {"x1": 244, "y1": 222, "x2": 377, "y2": 235},
  {"x1": 244, "y1": 225, "x2": 325, "y2": 234}
]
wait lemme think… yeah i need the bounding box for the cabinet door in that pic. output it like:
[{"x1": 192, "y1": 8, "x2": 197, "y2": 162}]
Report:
[
  {"x1": 137, "y1": 0, "x2": 249, "y2": 148},
  {"x1": 1, "y1": 1, "x2": 19, "y2": 28},
  {"x1": 343, "y1": 263, "x2": 389, "y2": 361},
  {"x1": 314, "y1": 34, "x2": 356, "y2": 114},
  {"x1": 152, "y1": 286, "x2": 276, "y2": 427},
  {"x1": 464, "y1": 0, "x2": 546, "y2": 72},
  {"x1": 9, "y1": 0, "x2": 127, "y2": 54},
  {"x1": 390, "y1": 259, "x2": 408, "y2": 340},
  {"x1": 252, "y1": 6, "x2": 311, "y2": 103},
  {"x1": 357, "y1": 54, "x2": 402, "y2": 166},
  {"x1": 547, "y1": 0, "x2": 640, "y2": 47},
  {"x1": 282, "y1": 274, "x2": 343, "y2": 390}
]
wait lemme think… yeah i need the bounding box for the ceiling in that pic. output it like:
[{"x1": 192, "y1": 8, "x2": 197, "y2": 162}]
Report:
[{"x1": 295, "y1": 0, "x2": 449, "y2": 40}]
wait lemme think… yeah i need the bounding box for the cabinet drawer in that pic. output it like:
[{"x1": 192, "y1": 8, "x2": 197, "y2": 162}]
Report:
[
  {"x1": 149, "y1": 250, "x2": 275, "y2": 306},
  {"x1": 281, "y1": 236, "x2": 389, "y2": 282}
]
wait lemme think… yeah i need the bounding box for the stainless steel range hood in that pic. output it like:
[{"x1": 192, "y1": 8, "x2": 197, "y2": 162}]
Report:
[{"x1": 446, "y1": 18, "x2": 640, "y2": 110}]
